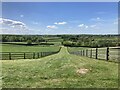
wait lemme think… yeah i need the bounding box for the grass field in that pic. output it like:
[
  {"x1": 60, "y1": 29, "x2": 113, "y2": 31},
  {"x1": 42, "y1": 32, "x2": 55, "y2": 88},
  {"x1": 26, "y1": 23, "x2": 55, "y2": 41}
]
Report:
[
  {"x1": 1, "y1": 44, "x2": 60, "y2": 52},
  {"x1": 2, "y1": 47, "x2": 118, "y2": 88}
]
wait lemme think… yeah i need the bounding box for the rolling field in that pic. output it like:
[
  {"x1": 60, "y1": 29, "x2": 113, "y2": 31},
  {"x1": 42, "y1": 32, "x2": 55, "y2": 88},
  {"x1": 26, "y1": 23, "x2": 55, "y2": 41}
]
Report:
[
  {"x1": 2, "y1": 47, "x2": 118, "y2": 88},
  {"x1": 1, "y1": 44, "x2": 60, "y2": 52}
]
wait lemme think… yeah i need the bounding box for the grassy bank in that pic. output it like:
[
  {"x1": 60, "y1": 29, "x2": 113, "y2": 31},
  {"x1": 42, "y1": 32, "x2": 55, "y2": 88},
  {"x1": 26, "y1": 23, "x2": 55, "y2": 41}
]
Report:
[{"x1": 2, "y1": 47, "x2": 118, "y2": 88}]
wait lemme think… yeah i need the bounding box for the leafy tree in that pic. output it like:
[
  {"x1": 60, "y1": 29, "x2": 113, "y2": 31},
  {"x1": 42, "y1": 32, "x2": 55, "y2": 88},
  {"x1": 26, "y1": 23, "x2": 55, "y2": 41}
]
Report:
[{"x1": 27, "y1": 40, "x2": 32, "y2": 45}]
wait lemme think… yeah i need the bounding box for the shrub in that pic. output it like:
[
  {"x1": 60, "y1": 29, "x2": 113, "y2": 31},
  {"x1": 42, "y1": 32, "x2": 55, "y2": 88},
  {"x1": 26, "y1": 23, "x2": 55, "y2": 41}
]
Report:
[{"x1": 27, "y1": 40, "x2": 32, "y2": 45}]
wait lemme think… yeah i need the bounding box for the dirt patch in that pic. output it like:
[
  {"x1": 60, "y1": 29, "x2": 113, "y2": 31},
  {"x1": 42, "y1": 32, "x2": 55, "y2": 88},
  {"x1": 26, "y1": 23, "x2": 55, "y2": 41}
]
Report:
[{"x1": 76, "y1": 68, "x2": 89, "y2": 74}]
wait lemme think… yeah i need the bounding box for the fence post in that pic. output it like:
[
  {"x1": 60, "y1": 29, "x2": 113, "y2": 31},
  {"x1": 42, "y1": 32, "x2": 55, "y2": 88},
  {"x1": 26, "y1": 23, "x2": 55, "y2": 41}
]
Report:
[
  {"x1": 38, "y1": 53, "x2": 39, "y2": 58},
  {"x1": 86, "y1": 49, "x2": 88, "y2": 57},
  {"x1": 24, "y1": 53, "x2": 25, "y2": 59},
  {"x1": 41, "y1": 52, "x2": 42, "y2": 57},
  {"x1": 33, "y1": 52, "x2": 35, "y2": 59},
  {"x1": 83, "y1": 50, "x2": 84, "y2": 56},
  {"x1": 90, "y1": 49, "x2": 92, "y2": 58},
  {"x1": 9, "y1": 53, "x2": 11, "y2": 60},
  {"x1": 96, "y1": 48, "x2": 98, "y2": 59},
  {"x1": 106, "y1": 47, "x2": 109, "y2": 61}
]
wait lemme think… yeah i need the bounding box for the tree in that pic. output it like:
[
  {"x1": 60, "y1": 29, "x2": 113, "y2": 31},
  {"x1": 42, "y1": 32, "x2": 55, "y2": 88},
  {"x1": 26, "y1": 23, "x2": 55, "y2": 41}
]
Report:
[{"x1": 27, "y1": 40, "x2": 32, "y2": 45}]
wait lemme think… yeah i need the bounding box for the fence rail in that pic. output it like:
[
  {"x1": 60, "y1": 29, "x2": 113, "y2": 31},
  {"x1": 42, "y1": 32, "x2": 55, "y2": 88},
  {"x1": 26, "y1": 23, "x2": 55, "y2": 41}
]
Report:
[
  {"x1": 67, "y1": 47, "x2": 119, "y2": 62},
  {"x1": 0, "y1": 47, "x2": 61, "y2": 60}
]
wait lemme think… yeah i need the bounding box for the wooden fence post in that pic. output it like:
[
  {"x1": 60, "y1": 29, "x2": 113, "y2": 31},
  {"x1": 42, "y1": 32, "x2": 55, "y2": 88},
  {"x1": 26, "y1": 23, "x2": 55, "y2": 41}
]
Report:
[
  {"x1": 41, "y1": 52, "x2": 42, "y2": 57},
  {"x1": 24, "y1": 53, "x2": 25, "y2": 59},
  {"x1": 86, "y1": 49, "x2": 88, "y2": 57},
  {"x1": 83, "y1": 50, "x2": 84, "y2": 56},
  {"x1": 38, "y1": 53, "x2": 39, "y2": 58},
  {"x1": 90, "y1": 49, "x2": 92, "y2": 58},
  {"x1": 96, "y1": 48, "x2": 98, "y2": 59},
  {"x1": 81, "y1": 50, "x2": 82, "y2": 56},
  {"x1": 9, "y1": 53, "x2": 11, "y2": 60},
  {"x1": 33, "y1": 52, "x2": 35, "y2": 59},
  {"x1": 106, "y1": 47, "x2": 109, "y2": 61}
]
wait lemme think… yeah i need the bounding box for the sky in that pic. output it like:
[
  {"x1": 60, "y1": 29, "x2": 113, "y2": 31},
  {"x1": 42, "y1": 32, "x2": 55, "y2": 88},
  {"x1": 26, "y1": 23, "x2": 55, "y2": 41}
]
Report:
[{"x1": 0, "y1": 2, "x2": 118, "y2": 35}]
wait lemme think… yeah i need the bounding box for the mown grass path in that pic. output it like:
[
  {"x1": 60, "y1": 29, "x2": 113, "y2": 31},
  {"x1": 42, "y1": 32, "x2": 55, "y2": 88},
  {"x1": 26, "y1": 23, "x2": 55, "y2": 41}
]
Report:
[{"x1": 2, "y1": 47, "x2": 118, "y2": 88}]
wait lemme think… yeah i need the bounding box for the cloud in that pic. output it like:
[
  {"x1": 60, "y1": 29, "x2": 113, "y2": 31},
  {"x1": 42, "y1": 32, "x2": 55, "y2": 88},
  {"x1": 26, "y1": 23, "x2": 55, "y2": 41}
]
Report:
[
  {"x1": 54, "y1": 22, "x2": 67, "y2": 25},
  {"x1": 20, "y1": 15, "x2": 24, "y2": 18},
  {"x1": 90, "y1": 24, "x2": 100, "y2": 29},
  {"x1": 113, "y1": 19, "x2": 118, "y2": 25},
  {"x1": 90, "y1": 25, "x2": 96, "y2": 28},
  {"x1": 47, "y1": 25, "x2": 58, "y2": 29},
  {"x1": 78, "y1": 24, "x2": 88, "y2": 29},
  {"x1": 78, "y1": 23, "x2": 100, "y2": 30},
  {"x1": 0, "y1": 18, "x2": 27, "y2": 29},
  {"x1": 113, "y1": 21, "x2": 118, "y2": 25},
  {"x1": 91, "y1": 17, "x2": 105, "y2": 22}
]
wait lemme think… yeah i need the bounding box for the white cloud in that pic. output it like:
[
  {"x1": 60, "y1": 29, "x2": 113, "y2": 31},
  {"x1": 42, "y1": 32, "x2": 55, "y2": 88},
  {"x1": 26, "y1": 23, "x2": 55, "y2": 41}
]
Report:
[
  {"x1": 47, "y1": 25, "x2": 58, "y2": 29},
  {"x1": 78, "y1": 24, "x2": 88, "y2": 29},
  {"x1": 54, "y1": 22, "x2": 67, "y2": 25},
  {"x1": 90, "y1": 25, "x2": 96, "y2": 28},
  {"x1": 0, "y1": 18, "x2": 27, "y2": 29},
  {"x1": 113, "y1": 21, "x2": 118, "y2": 25},
  {"x1": 78, "y1": 23, "x2": 100, "y2": 30},
  {"x1": 20, "y1": 15, "x2": 24, "y2": 18},
  {"x1": 91, "y1": 17, "x2": 104, "y2": 22},
  {"x1": 113, "y1": 19, "x2": 118, "y2": 25}
]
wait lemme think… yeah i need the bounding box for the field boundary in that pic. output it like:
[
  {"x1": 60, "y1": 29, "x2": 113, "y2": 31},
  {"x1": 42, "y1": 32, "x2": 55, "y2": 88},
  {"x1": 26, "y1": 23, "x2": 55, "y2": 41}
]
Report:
[
  {"x1": 67, "y1": 47, "x2": 119, "y2": 63},
  {"x1": 0, "y1": 47, "x2": 62, "y2": 60}
]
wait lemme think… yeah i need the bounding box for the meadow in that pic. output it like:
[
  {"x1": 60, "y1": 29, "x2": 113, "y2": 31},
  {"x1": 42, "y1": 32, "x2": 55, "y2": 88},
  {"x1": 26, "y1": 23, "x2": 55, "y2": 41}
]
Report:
[
  {"x1": 2, "y1": 47, "x2": 118, "y2": 88},
  {"x1": 1, "y1": 35, "x2": 119, "y2": 88},
  {"x1": 1, "y1": 44, "x2": 60, "y2": 52}
]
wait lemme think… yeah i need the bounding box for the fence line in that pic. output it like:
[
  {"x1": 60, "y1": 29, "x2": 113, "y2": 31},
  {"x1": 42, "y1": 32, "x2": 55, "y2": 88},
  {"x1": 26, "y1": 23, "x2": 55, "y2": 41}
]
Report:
[
  {"x1": 67, "y1": 47, "x2": 119, "y2": 62},
  {"x1": 0, "y1": 47, "x2": 61, "y2": 60}
]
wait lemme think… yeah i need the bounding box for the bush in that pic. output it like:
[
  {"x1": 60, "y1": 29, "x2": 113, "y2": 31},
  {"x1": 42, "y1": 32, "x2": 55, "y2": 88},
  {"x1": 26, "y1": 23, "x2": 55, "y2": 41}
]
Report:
[{"x1": 27, "y1": 40, "x2": 32, "y2": 45}]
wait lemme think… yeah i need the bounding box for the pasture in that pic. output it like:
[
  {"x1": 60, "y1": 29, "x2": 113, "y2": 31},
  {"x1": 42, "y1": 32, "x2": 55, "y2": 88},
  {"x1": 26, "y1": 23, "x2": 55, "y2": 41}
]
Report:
[
  {"x1": 2, "y1": 47, "x2": 118, "y2": 88},
  {"x1": 1, "y1": 44, "x2": 60, "y2": 52},
  {"x1": 1, "y1": 35, "x2": 119, "y2": 88}
]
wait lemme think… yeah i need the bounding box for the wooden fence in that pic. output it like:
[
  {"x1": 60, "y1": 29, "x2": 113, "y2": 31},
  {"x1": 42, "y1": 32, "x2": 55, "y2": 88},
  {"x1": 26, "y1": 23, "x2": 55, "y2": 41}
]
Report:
[
  {"x1": 0, "y1": 47, "x2": 61, "y2": 60},
  {"x1": 68, "y1": 47, "x2": 119, "y2": 62}
]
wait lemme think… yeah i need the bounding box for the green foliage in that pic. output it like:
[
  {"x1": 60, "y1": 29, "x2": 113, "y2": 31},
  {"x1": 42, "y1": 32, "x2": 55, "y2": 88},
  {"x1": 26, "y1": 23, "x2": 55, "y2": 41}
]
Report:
[
  {"x1": 27, "y1": 40, "x2": 32, "y2": 45},
  {"x1": 1, "y1": 34, "x2": 120, "y2": 48},
  {"x1": 62, "y1": 35, "x2": 119, "y2": 48}
]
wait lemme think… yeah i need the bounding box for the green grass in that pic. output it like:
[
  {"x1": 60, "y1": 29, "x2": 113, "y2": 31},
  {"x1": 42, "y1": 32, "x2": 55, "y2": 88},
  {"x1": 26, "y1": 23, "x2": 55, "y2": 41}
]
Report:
[
  {"x1": 67, "y1": 47, "x2": 90, "y2": 52},
  {"x1": 2, "y1": 47, "x2": 118, "y2": 88},
  {"x1": 1, "y1": 44, "x2": 60, "y2": 52}
]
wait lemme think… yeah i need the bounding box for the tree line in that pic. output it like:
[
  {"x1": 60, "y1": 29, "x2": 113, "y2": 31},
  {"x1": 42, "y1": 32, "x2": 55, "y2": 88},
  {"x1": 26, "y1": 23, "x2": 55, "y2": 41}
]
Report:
[
  {"x1": 1, "y1": 34, "x2": 120, "y2": 47},
  {"x1": 61, "y1": 34, "x2": 120, "y2": 47}
]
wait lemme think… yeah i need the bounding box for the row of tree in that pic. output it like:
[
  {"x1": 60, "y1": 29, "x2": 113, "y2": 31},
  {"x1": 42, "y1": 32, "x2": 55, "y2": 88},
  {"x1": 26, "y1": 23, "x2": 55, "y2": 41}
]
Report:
[
  {"x1": 1, "y1": 35, "x2": 46, "y2": 43},
  {"x1": 1, "y1": 34, "x2": 120, "y2": 47},
  {"x1": 62, "y1": 40, "x2": 119, "y2": 48}
]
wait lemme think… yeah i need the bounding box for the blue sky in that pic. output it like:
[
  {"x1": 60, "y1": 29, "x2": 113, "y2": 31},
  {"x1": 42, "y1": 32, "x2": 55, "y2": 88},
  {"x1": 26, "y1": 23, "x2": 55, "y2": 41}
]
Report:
[{"x1": 1, "y1": 2, "x2": 118, "y2": 35}]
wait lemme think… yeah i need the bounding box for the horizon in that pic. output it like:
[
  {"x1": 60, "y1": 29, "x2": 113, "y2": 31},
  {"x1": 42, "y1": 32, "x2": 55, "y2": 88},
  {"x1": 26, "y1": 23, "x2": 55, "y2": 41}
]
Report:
[
  {"x1": 0, "y1": 2, "x2": 118, "y2": 35},
  {"x1": 1, "y1": 33, "x2": 119, "y2": 36}
]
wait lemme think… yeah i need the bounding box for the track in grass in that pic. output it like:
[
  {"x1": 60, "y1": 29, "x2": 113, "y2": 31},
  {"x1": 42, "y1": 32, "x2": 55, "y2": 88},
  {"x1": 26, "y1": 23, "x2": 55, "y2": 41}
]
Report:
[{"x1": 2, "y1": 47, "x2": 118, "y2": 88}]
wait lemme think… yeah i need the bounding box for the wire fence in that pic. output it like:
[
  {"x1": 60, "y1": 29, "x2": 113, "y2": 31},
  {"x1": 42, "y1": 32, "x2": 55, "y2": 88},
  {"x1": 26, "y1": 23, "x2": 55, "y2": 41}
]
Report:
[
  {"x1": 67, "y1": 47, "x2": 119, "y2": 63},
  {"x1": 0, "y1": 47, "x2": 61, "y2": 60}
]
